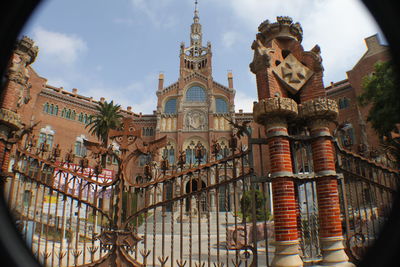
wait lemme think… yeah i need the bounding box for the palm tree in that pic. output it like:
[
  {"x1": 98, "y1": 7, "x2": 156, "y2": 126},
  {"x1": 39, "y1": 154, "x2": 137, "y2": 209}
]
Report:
[{"x1": 85, "y1": 100, "x2": 123, "y2": 147}]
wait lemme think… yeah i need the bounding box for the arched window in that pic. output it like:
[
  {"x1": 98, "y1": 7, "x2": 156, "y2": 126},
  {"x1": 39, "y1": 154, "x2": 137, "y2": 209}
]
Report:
[
  {"x1": 339, "y1": 123, "x2": 356, "y2": 148},
  {"x1": 78, "y1": 113, "x2": 83, "y2": 122},
  {"x1": 49, "y1": 104, "x2": 54, "y2": 115},
  {"x1": 149, "y1": 127, "x2": 154, "y2": 136},
  {"x1": 66, "y1": 109, "x2": 71, "y2": 119},
  {"x1": 74, "y1": 140, "x2": 86, "y2": 157},
  {"x1": 338, "y1": 99, "x2": 343, "y2": 109},
  {"x1": 71, "y1": 110, "x2": 76, "y2": 120},
  {"x1": 163, "y1": 147, "x2": 175, "y2": 164},
  {"x1": 23, "y1": 190, "x2": 32, "y2": 207},
  {"x1": 343, "y1": 98, "x2": 350, "y2": 108},
  {"x1": 338, "y1": 98, "x2": 350, "y2": 109},
  {"x1": 107, "y1": 150, "x2": 120, "y2": 165},
  {"x1": 84, "y1": 114, "x2": 88, "y2": 124},
  {"x1": 216, "y1": 141, "x2": 230, "y2": 160},
  {"x1": 186, "y1": 86, "x2": 206, "y2": 102},
  {"x1": 185, "y1": 140, "x2": 207, "y2": 164},
  {"x1": 216, "y1": 97, "x2": 228, "y2": 113},
  {"x1": 164, "y1": 98, "x2": 177, "y2": 114},
  {"x1": 218, "y1": 184, "x2": 231, "y2": 211},
  {"x1": 61, "y1": 108, "x2": 67, "y2": 118},
  {"x1": 54, "y1": 105, "x2": 59, "y2": 116},
  {"x1": 138, "y1": 154, "x2": 152, "y2": 166},
  {"x1": 43, "y1": 103, "x2": 49, "y2": 113},
  {"x1": 38, "y1": 133, "x2": 54, "y2": 150}
]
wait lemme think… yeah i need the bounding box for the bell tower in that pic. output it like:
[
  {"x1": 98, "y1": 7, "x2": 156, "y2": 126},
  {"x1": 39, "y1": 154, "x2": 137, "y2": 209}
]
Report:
[
  {"x1": 179, "y1": 0, "x2": 212, "y2": 78},
  {"x1": 190, "y1": 0, "x2": 202, "y2": 46}
]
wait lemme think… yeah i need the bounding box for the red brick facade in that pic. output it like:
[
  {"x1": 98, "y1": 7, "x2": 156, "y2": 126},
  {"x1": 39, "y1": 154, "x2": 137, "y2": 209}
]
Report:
[
  {"x1": 326, "y1": 34, "x2": 391, "y2": 159},
  {"x1": 0, "y1": 15, "x2": 387, "y2": 267},
  {"x1": 251, "y1": 16, "x2": 351, "y2": 266}
]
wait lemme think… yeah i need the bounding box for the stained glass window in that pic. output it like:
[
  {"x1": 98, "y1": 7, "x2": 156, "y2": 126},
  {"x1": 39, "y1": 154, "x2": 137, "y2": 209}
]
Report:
[
  {"x1": 186, "y1": 86, "x2": 206, "y2": 102},
  {"x1": 164, "y1": 98, "x2": 177, "y2": 114},
  {"x1": 216, "y1": 98, "x2": 228, "y2": 113}
]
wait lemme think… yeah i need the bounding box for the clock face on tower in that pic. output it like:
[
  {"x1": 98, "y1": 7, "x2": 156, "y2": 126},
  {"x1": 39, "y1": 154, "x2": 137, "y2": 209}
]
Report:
[{"x1": 192, "y1": 34, "x2": 200, "y2": 40}]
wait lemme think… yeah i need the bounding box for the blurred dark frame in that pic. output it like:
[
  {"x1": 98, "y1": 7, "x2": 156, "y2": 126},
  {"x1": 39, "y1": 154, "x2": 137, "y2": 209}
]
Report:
[{"x1": 0, "y1": 0, "x2": 399, "y2": 266}]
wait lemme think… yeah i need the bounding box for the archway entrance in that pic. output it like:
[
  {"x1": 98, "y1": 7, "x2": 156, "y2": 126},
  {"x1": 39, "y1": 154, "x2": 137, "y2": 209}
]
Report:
[{"x1": 185, "y1": 179, "x2": 207, "y2": 213}]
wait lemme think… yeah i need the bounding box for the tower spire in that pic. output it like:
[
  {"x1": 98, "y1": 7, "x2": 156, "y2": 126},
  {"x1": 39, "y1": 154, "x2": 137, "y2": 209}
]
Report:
[
  {"x1": 190, "y1": 0, "x2": 202, "y2": 46},
  {"x1": 194, "y1": 0, "x2": 199, "y2": 23}
]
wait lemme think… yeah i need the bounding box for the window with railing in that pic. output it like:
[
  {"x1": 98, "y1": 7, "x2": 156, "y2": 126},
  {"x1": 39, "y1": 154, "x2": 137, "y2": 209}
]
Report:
[
  {"x1": 38, "y1": 132, "x2": 54, "y2": 150},
  {"x1": 74, "y1": 140, "x2": 87, "y2": 157}
]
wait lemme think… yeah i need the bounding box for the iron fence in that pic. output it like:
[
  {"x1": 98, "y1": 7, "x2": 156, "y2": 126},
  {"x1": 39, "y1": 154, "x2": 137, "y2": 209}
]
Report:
[
  {"x1": 335, "y1": 143, "x2": 399, "y2": 263},
  {"x1": 3, "y1": 145, "x2": 114, "y2": 266},
  {"x1": 2, "y1": 125, "x2": 399, "y2": 266}
]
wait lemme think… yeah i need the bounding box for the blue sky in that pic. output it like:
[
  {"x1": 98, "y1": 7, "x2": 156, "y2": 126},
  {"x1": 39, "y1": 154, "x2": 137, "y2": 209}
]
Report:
[{"x1": 21, "y1": 0, "x2": 383, "y2": 113}]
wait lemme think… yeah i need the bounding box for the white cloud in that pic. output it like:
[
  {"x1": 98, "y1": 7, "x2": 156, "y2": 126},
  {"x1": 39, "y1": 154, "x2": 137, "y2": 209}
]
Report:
[
  {"x1": 130, "y1": 0, "x2": 176, "y2": 28},
  {"x1": 32, "y1": 26, "x2": 87, "y2": 65},
  {"x1": 222, "y1": 31, "x2": 241, "y2": 48},
  {"x1": 235, "y1": 91, "x2": 256, "y2": 113},
  {"x1": 83, "y1": 73, "x2": 158, "y2": 114},
  {"x1": 217, "y1": 0, "x2": 381, "y2": 83},
  {"x1": 45, "y1": 77, "x2": 70, "y2": 89}
]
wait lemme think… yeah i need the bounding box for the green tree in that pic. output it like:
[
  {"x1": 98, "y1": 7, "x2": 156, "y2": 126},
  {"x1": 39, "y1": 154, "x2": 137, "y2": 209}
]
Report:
[
  {"x1": 358, "y1": 61, "x2": 400, "y2": 137},
  {"x1": 240, "y1": 189, "x2": 270, "y2": 222},
  {"x1": 85, "y1": 100, "x2": 123, "y2": 147}
]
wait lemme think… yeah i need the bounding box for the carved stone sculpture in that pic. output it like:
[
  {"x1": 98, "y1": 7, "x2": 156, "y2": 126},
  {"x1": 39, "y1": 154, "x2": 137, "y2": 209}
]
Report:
[
  {"x1": 185, "y1": 110, "x2": 207, "y2": 130},
  {"x1": 253, "y1": 97, "x2": 298, "y2": 125},
  {"x1": 249, "y1": 39, "x2": 275, "y2": 74},
  {"x1": 272, "y1": 53, "x2": 313, "y2": 94},
  {"x1": 300, "y1": 98, "x2": 338, "y2": 121}
]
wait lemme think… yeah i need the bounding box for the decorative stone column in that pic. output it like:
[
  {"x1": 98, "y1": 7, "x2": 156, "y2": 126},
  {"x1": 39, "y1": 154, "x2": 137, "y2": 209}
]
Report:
[
  {"x1": 0, "y1": 36, "x2": 37, "y2": 174},
  {"x1": 254, "y1": 97, "x2": 303, "y2": 267},
  {"x1": 300, "y1": 98, "x2": 354, "y2": 266}
]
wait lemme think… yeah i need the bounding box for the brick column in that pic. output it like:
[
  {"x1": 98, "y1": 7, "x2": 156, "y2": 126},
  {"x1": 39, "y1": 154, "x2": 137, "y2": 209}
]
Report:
[
  {"x1": 301, "y1": 98, "x2": 353, "y2": 266},
  {"x1": 254, "y1": 97, "x2": 303, "y2": 267},
  {"x1": 0, "y1": 37, "x2": 38, "y2": 175}
]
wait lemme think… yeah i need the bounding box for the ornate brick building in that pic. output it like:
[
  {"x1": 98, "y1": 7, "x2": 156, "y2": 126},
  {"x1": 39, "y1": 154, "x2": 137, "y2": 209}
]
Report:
[
  {"x1": 325, "y1": 34, "x2": 391, "y2": 159},
  {"x1": 0, "y1": 5, "x2": 267, "y2": 213},
  {"x1": 0, "y1": 4, "x2": 391, "y2": 213},
  {"x1": 0, "y1": 4, "x2": 395, "y2": 265}
]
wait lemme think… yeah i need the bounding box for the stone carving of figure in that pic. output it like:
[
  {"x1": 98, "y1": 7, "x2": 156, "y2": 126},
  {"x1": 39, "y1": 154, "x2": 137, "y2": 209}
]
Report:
[
  {"x1": 249, "y1": 39, "x2": 275, "y2": 74},
  {"x1": 185, "y1": 110, "x2": 207, "y2": 130}
]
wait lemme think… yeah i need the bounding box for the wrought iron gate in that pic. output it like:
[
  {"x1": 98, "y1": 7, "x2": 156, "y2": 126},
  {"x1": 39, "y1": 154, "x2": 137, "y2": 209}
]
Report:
[
  {"x1": 4, "y1": 145, "x2": 115, "y2": 266},
  {"x1": 2, "y1": 120, "x2": 275, "y2": 267},
  {"x1": 2, "y1": 121, "x2": 399, "y2": 266}
]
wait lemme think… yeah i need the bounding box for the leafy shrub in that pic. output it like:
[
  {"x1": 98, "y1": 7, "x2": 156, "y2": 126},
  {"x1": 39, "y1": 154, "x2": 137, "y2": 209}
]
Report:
[{"x1": 240, "y1": 189, "x2": 270, "y2": 222}]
